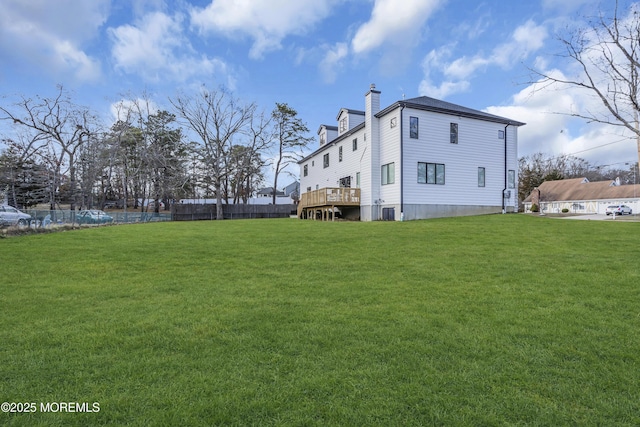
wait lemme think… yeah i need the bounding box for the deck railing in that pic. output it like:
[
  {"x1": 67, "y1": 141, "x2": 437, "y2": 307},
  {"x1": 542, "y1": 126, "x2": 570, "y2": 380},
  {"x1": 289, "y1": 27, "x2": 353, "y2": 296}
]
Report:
[{"x1": 298, "y1": 187, "x2": 360, "y2": 216}]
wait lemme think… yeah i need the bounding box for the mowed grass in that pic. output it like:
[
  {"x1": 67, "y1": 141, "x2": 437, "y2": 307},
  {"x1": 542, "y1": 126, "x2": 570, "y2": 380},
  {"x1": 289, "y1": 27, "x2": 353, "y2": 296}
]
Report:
[{"x1": 0, "y1": 215, "x2": 639, "y2": 426}]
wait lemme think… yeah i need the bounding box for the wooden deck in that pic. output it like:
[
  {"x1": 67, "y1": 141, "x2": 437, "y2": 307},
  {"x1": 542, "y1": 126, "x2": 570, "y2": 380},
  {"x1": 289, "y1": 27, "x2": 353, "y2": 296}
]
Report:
[{"x1": 297, "y1": 187, "x2": 360, "y2": 220}]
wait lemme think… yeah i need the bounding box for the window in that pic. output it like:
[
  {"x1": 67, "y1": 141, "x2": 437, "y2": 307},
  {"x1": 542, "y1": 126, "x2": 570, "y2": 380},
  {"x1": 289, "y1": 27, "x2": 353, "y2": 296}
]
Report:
[
  {"x1": 303, "y1": 164, "x2": 308, "y2": 177},
  {"x1": 356, "y1": 172, "x2": 360, "y2": 188},
  {"x1": 306, "y1": 186, "x2": 311, "y2": 192},
  {"x1": 478, "y1": 167, "x2": 485, "y2": 187},
  {"x1": 339, "y1": 176, "x2": 351, "y2": 187},
  {"x1": 381, "y1": 162, "x2": 395, "y2": 185},
  {"x1": 410, "y1": 116, "x2": 419, "y2": 139},
  {"x1": 390, "y1": 117, "x2": 397, "y2": 128},
  {"x1": 312, "y1": 160, "x2": 314, "y2": 167},
  {"x1": 450, "y1": 123, "x2": 458, "y2": 144},
  {"x1": 498, "y1": 130, "x2": 504, "y2": 139},
  {"x1": 418, "y1": 162, "x2": 445, "y2": 185},
  {"x1": 323, "y1": 153, "x2": 329, "y2": 168},
  {"x1": 320, "y1": 133, "x2": 326, "y2": 145},
  {"x1": 339, "y1": 146, "x2": 343, "y2": 162},
  {"x1": 508, "y1": 170, "x2": 515, "y2": 189},
  {"x1": 352, "y1": 138, "x2": 357, "y2": 151},
  {"x1": 339, "y1": 117, "x2": 347, "y2": 133}
]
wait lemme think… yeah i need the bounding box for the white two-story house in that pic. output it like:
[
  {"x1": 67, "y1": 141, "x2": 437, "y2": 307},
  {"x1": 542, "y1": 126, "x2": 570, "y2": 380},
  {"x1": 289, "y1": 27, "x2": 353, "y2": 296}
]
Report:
[{"x1": 298, "y1": 84, "x2": 525, "y2": 221}]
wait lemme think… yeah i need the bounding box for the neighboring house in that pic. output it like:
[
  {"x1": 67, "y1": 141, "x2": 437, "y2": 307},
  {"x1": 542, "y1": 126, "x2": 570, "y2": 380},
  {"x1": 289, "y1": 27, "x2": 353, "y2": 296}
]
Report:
[
  {"x1": 298, "y1": 84, "x2": 525, "y2": 221},
  {"x1": 522, "y1": 177, "x2": 640, "y2": 214},
  {"x1": 256, "y1": 187, "x2": 285, "y2": 198},
  {"x1": 282, "y1": 181, "x2": 300, "y2": 199}
]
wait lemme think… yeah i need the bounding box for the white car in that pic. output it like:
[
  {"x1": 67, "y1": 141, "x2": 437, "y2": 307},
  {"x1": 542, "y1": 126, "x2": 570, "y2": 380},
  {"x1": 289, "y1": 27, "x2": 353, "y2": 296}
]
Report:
[
  {"x1": 605, "y1": 204, "x2": 632, "y2": 215},
  {"x1": 0, "y1": 205, "x2": 32, "y2": 227}
]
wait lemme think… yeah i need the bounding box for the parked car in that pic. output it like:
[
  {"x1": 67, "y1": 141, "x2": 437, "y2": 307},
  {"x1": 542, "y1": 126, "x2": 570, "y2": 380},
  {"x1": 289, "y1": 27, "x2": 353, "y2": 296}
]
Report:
[
  {"x1": 0, "y1": 205, "x2": 31, "y2": 227},
  {"x1": 605, "y1": 204, "x2": 633, "y2": 215},
  {"x1": 76, "y1": 210, "x2": 114, "y2": 224}
]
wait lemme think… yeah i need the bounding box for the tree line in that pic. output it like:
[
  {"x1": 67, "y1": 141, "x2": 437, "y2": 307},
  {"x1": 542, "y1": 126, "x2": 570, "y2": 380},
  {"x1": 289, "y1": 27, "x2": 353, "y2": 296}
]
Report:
[{"x1": 0, "y1": 86, "x2": 311, "y2": 219}]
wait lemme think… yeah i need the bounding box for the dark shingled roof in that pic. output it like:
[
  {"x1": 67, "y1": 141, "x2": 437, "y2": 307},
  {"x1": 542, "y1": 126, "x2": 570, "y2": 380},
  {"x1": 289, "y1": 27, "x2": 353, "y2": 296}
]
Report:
[
  {"x1": 377, "y1": 96, "x2": 525, "y2": 126},
  {"x1": 523, "y1": 177, "x2": 640, "y2": 202}
]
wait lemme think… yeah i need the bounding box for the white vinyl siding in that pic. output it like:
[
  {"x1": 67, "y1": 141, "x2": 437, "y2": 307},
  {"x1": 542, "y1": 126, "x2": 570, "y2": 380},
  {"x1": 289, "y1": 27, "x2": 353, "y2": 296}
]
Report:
[
  {"x1": 299, "y1": 128, "x2": 366, "y2": 195},
  {"x1": 402, "y1": 108, "x2": 516, "y2": 207}
]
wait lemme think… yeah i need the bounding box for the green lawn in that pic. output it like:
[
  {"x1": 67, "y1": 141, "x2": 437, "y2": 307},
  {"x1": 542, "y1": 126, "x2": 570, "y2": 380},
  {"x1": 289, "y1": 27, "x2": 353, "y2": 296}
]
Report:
[{"x1": 1, "y1": 215, "x2": 639, "y2": 426}]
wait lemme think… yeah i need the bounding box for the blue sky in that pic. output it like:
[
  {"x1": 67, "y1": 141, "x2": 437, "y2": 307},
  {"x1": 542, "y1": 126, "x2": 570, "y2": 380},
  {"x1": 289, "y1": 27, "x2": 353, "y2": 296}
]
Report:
[{"x1": 1, "y1": 0, "x2": 638, "y2": 174}]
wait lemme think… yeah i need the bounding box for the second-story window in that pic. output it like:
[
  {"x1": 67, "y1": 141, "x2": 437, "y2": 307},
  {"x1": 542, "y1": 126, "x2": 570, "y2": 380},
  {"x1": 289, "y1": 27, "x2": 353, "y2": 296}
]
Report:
[
  {"x1": 339, "y1": 146, "x2": 343, "y2": 162},
  {"x1": 323, "y1": 153, "x2": 330, "y2": 168},
  {"x1": 410, "y1": 117, "x2": 419, "y2": 139},
  {"x1": 352, "y1": 138, "x2": 357, "y2": 151},
  {"x1": 303, "y1": 164, "x2": 308, "y2": 177},
  {"x1": 450, "y1": 123, "x2": 458, "y2": 144}
]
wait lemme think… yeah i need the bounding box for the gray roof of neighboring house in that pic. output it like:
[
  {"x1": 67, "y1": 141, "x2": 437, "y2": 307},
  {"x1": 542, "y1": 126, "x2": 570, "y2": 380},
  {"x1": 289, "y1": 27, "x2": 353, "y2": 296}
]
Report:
[
  {"x1": 257, "y1": 187, "x2": 285, "y2": 196},
  {"x1": 523, "y1": 177, "x2": 640, "y2": 202},
  {"x1": 378, "y1": 96, "x2": 526, "y2": 126}
]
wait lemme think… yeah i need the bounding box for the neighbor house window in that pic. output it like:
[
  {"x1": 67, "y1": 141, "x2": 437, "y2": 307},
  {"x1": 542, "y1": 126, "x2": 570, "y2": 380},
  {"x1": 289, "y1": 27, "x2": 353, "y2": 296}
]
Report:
[
  {"x1": 306, "y1": 187, "x2": 311, "y2": 192},
  {"x1": 478, "y1": 167, "x2": 485, "y2": 187},
  {"x1": 339, "y1": 117, "x2": 347, "y2": 133},
  {"x1": 382, "y1": 163, "x2": 395, "y2": 185},
  {"x1": 418, "y1": 162, "x2": 445, "y2": 185},
  {"x1": 498, "y1": 130, "x2": 504, "y2": 139},
  {"x1": 508, "y1": 170, "x2": 515, "y2": 189},
  {"x1": 320, "y1": 133, "x2": 326, "y2": 145},
  {"x1": 312, "y1": 160, "x2": 314, "y2": 167},
  {"x1": 339, "y1": 146, "x2": 343, "y2": 162},
  {"x1": 410, "y1": 116, "x2": 419, "y2": 139},
  {"x1": 352, "y1": 138, "x2": 358, "y2": 151},
  {"x1": 303, "y1": 164, "x2": 308, "y2": 177},
  {"x1": 323, "y1": 153, "x2": 329, "y2": 168},
  {"x1": 356, "y1": 172, "x2": 360, "y2": 188},
  {"x1": 390, "y1": 117, "x2": 397, "y2": 128},
  {"x1": 450, "y1": 123, "x2": 458, "y2": 144}
]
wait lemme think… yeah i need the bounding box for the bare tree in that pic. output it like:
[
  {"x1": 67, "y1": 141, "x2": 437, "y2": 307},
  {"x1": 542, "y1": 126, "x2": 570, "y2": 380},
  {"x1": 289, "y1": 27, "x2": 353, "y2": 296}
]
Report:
[
  {"x1": 531, "y1": 1, "x2": 640, "y2": 164},
  {"x1": 0, "y1": 86, "x2": 98, "y2": 210},
  {"x1": 171, "y1": 87, "x2": 255, "y2": 219}
]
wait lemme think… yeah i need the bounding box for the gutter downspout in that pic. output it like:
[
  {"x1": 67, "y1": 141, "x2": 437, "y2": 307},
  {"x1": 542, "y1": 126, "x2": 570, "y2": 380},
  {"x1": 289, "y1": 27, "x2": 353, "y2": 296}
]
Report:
[
  {"x1": 502, "y1": 123, "x2": 510, "y2": 214},
  {"x1": 400, "y1": 104, "x2": 405, "y2": 220}
]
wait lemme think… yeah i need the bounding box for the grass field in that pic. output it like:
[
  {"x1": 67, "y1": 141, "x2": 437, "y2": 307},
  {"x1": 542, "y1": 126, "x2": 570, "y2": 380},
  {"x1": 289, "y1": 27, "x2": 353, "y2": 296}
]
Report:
[{"x1": 1, "y1": 215, "x2": 639, "y2": 426}]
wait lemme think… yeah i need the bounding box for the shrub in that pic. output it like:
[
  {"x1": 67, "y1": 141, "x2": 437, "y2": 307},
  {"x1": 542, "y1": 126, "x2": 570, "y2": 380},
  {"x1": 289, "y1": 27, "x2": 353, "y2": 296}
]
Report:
[
  {"x1": 530, "y1": 204, "x2": 539, "y2": 212},
  {"x1": 561, "y1": 208, "x2": 569, "y2": 213}
]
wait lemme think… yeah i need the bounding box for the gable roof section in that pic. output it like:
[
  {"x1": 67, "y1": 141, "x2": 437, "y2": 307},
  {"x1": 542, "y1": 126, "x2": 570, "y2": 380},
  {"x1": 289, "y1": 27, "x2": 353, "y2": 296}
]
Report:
[
  {"x1": 378, "y1": 96, "x2": 526, "y2": 126},
  {"x1": 524, "y1": 177, "x2": 640, "y2": 202},
  {"x1": 336, "y1": 108, "x2": 365, "y2": 121},
  {"x1": 317, "y1": 124, "x2": 338, "y2": 134},
  {"x1": 299, "y1": 122, "x2": 365, "y2": 163}
]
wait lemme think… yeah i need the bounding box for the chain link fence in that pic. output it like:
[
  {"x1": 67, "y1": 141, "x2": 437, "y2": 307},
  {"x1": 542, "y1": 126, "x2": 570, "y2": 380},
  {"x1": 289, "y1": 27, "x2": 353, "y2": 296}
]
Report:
[{"x1": 24, "y1": 209, "x2": 171, "y2": 228}]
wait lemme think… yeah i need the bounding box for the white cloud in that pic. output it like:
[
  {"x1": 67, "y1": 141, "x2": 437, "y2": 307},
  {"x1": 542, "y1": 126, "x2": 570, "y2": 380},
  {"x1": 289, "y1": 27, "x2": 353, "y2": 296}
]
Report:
[
  {"x1": 109, "y1": 12, "x2": 232, "y2": 85},
  {"x1": 419, "y1": 20, "x2": 547, "y2": 98},
  {"x1": 110, "y1": 97, "x2": 159, "y2": 124},
  {"x1": 351, "y1": 0, "x2": 444, "y2": 54},
  {"x1": 190, "y1": 0, "x2": 338, "y2": 59},
  {"x1": 0, "y1": 0, "x2": 107, "y2": 82},
  {"x1": 419, "y1": 44, "x2": 473, "y2": 98},
  {"x1": 319, "y1": 43, "x2": 349, "y2": 84},
  {"x1": 486, "y1": 74, "x2": 638, "y2": 166}
]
